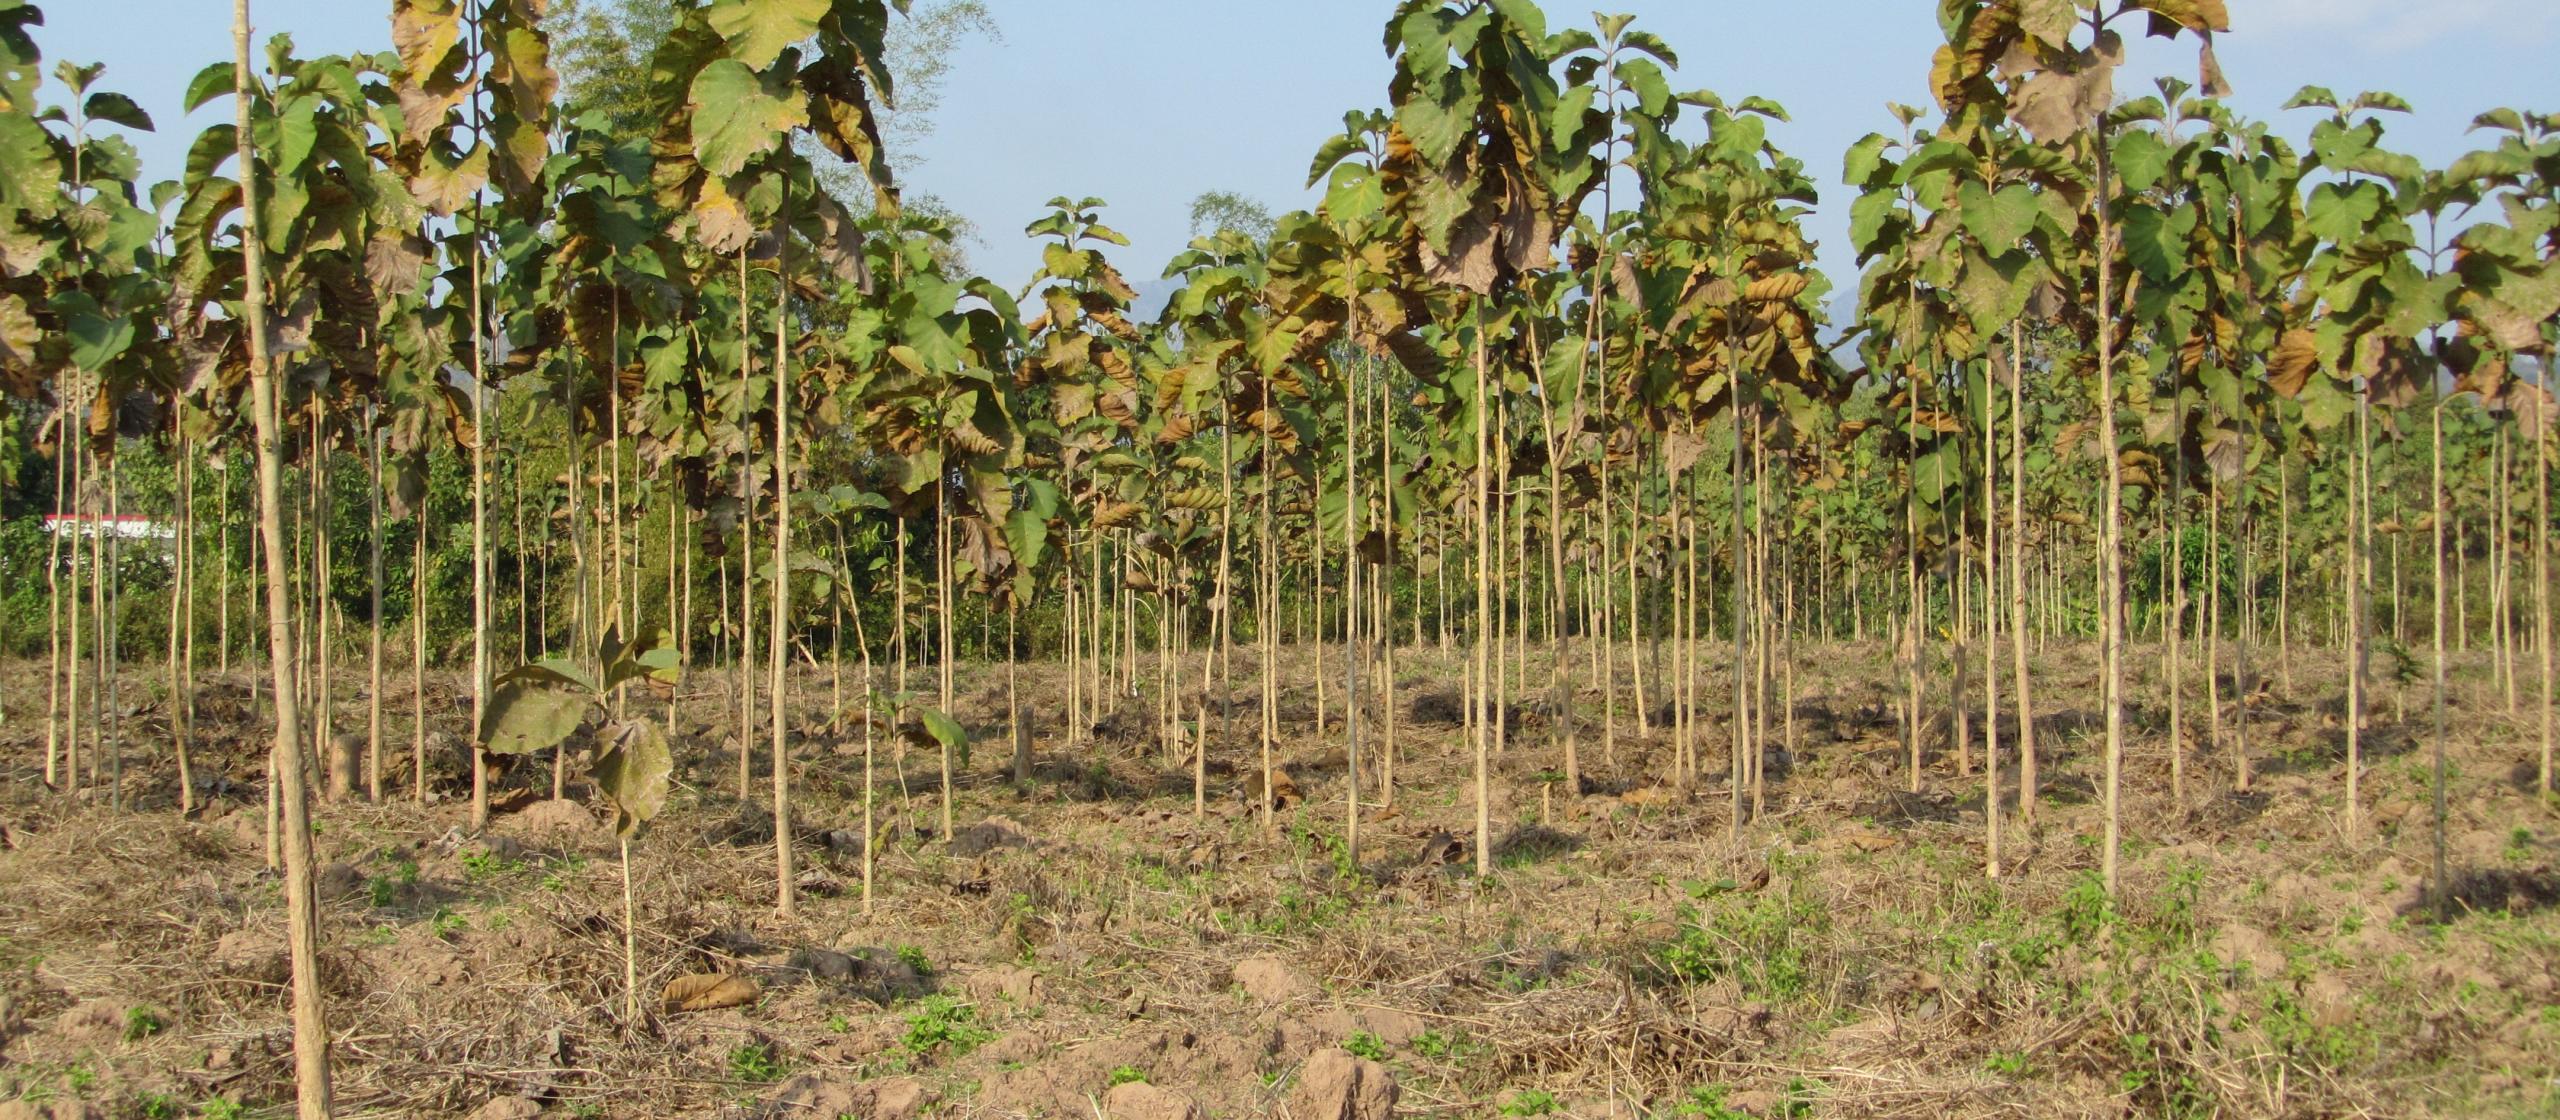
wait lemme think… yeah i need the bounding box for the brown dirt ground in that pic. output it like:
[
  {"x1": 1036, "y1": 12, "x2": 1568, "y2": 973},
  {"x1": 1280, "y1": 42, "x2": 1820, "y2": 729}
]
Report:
[{"x1": 0, "y1": 637, "x2": 2552, "y2": 1118}]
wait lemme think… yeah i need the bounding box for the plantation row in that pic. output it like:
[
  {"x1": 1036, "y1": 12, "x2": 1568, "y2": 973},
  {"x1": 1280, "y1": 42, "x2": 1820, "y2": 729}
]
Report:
[{"x1": 3, "y1": 0, "x2": 2558, "y2": 1114}]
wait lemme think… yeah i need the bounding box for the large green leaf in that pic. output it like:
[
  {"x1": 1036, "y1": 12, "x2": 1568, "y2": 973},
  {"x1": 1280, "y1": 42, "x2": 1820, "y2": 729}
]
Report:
[
  {"x1": 2119, "y1": 203, "x2": 2193, "y2": 283},
  {"x1": 689, "y1": 58, "x2": 806, "y2": 178},
  {"x1": 1959, "y1": 181, "x2": 2042, "y2": 250},
  {"x1": 1324, "y1": 164, "x2": 1386, "y2": 226},
  {"x1": 2112, "y1": 128, "x2": 2170, "y2": 193},
  {"x1": 592, "y1": 719, "x2": 672, "y2": 838},
  {"x1": 53, "y1": 293, "x2": 133, "y2": 373},
  {"x1": 706, "y1": 0, "x2": 828, "y2": 71},
  {"x1": 911, "y1": 705, "x2": 966, "y2": 752},
  {"x1": 1397, "y1": 71, "x2": 1480, "y2": 169},
  {"x1": 2303, "y1": 181, "x2": 2382, "y2": 247}
]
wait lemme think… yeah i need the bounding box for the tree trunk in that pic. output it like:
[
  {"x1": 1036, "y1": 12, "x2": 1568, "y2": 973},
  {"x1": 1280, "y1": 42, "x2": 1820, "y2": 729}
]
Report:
[
  {"x1": 233, "y1": 5, "x2": 333, "y2": 1107},
  {"x1": 2429, "y1": 397, "x2": 2450, "y2": 920},
  {"x1": 1985, "y1": 351, "x2": 2002, "y2": 878},
  {"x1": 2095, "y1": 132, "x2": 2127, "y2": 897},
  {"x1": 2009, "y1": 329, "x2": 2037, "y2": 824},
  {"x1": 1471, "y1": 314, "x2": 1494, "y2": 874},
  {"x1": 367, "y1": 418, "x2": 383, "y2": 802},
  {"x1": 771, "y1": 241, "x2": 797, "y2": 918},
  {"x1": 412, "y1": 513, "x2": 426, "y2": 801}
]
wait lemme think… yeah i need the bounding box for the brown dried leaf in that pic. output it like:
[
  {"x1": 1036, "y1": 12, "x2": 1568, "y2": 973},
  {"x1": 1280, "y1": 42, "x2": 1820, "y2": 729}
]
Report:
[
  {"x1": 2269, "y1": 328, "x2": 2318, "y2": 398},
  {"x1": 661, "y1": 974, "x2": 759, "y2": 1013}
]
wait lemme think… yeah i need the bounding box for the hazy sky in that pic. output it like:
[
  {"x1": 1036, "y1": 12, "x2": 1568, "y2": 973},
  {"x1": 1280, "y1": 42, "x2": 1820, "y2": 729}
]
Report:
[{"x1": 32, "y1": 0, "x2": 2560, "y2": 299}]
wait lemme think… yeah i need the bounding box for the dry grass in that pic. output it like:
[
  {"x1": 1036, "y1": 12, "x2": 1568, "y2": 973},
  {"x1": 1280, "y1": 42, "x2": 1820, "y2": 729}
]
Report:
[{"x1": 0, "y1": 638, "x2": 2551, "y2": 1118}]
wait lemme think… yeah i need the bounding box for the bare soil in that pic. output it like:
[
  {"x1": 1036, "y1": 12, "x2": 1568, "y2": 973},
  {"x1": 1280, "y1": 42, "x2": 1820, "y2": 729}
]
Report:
[{"x1": 0, "y1": 638, "x2": 2551, "y2": 1118}]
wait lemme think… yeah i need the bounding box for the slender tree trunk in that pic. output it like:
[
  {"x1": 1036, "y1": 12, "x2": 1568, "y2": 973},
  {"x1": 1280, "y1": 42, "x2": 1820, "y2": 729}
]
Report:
[
  {"x1": 2539, "y1": 369, "x2": 2553, "y2": 796},
  {"x1": 738, "y1": 248, "x2": 758, "y2": 806},
  {"x1": 413, "y1": 515, "x2": 426, "y2": 800},
  {"x1": 44, "y1": 403, "x2": 68, "y2": 789},
  {"x1": 1985, "y1": 353, "x2": 2002, "y2": 878},
  {"x1": 170, "y1": 426, "x2": 196, "y2": 813},
  {"x1": 2168, "y1": 398, "x2": 2186, "y2": 805},
  {"x1": 1260, "y1": 377, "x2": 1278, "y2": 830},
  {"x1": 771, "y1": 242, "x2": 796, "y2": 918},
  {"x1": 2279, "y1": 453, "x2": 2293, "y2": 696},
  {"x1": 2350, "y1": 390, "x2": 2372, "y2": 830},
  {"x1": 2429, "y1": 398, "x2": 2450, "y2": 920},
  {"x1": 467, "y1": 203, "x2": 489, "y2": 834},
  {"x1": 2010, "y1": 329, "x2": 2037, "y2": 824},
  {"x1": 1342, "y1": 323, "x2": 1363, "y2": 866},
  {"x1": 1471, "y1": 314, "x2": 1493, "y2": 874},
  {"x1": 367, "y1": 419, "x2": 383, "y2": 802},
  {"x1": 233, "y1": 7, "x2": 332, "y2": 1108},
  {"x1": 937, "y1": 446, "x2": 956, "y2": 843},
  {"x1": 2094, "y1": 131, "x2": 2127, "y2": 897},
  {"x1": 1732, "y1": 366, "x2": 1751, "y2": 836}
]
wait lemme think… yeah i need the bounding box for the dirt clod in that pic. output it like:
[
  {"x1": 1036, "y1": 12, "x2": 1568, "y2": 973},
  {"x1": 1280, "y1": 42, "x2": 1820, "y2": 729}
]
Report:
[
  {"x1": 1289, "y1": 1046, "x2": 1399, "y2": 1120},
  {"x1": 1233, "y1": 954, "x2": 1317, "y2": 1004},
  {"x1": 1100, "y1": 1081, "x2": 1206, "y2": 1120},
  {"x1": 952, "y1": 814, "x2": 1030, "y2": 856},
  {"x1": 963, "y1": 962, "x2": 1044, "y2": 1008},
  {"x1": 48, "y1": 1000, "x2": 122, "y2": 1045},
  {"x1": 463, "y1": 1095, "x2": 544, "y2": 1120}
]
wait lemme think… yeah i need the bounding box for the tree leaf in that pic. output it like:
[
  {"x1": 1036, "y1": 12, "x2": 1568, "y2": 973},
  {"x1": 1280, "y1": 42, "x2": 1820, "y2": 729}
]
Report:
[
  {"x1": 2303, "y1": 181, "x2": 2382, "y2": 247},
  {"x1": 1842, "y1": 133, "x2": 1891, "y2": 188},
  {"x1": 0, "y1": 293, "x2": 39, "y2": 369},
  {"x1": 689, "y1": 58, "x2": 806, "y2": 179},
  {"x1": 706, "y1": 0, "x2": 828, "y2": 71},
  {"x1": 2119, "y1": 203, "x2": 2192, "y2": 283},
  {"x1": 2268, "y1": 328, "x2": 2318, "y2": 398},
  {"x1": 408, "y1": 143, "x2": 489, "y2": 217},
  {"x1": 2017, "y1": 0, "x2": 2075, "y2": 49},
  {"x1": 55, "y1": 294, "x2": 133, "y2": 373},
  {"x1": 183, "y1": 61, "x2": 238, "y2": 114},
  {"x1": 1960, "y1": 181, "x2": 2040, "y2": 249},
  {"x1": 1613, "y1": 56, "x2": 1671, "y2": 118},
  {"x1": 82, "y1": 91, "x2": 150, "y2": 131},
  {"x1": 603, "y1": 629, "x2": 682, "y2": 691},
  {"x1": 912, "y1": 704, "x2": 966, "y2": 752},
  {"x1": 1848, "y1": 189, "x2": 1900, "y2": 257},
  {"x1": 1306, "y1": 131, "x2": 1366, "y2": 188},
  {"x1": 0, "y1": 111, "x2": 57, "y2": 218},
  {"x1": 2113, "y1": 128, "x2": 2170, "y2": 193},
  {"x1": 592, "y1": 719, "x2": 672, "y2": 838},
  {"x1": 477, "y1": 678, "x2": 592, "y2": 756},
  {"x1": 661, "y1": 974, "x2": 760, "y2": 1013}
]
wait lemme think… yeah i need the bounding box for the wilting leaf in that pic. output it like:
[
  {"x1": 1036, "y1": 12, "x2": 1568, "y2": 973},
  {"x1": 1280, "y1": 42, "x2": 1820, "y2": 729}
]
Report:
[
  {"x1": 603, "y1": 629, "x2": 682, "y2": 691},
  {"x1": 592, "y1": 719, "x2": 672, "y2": 838},
  {"x1": 2268, "y1": 328, "x2": 2318, "y2": 398},
  {"x1": 478, "y1": 678, "x2": 591, "y2": 756},
  {"x1": 409, "y1": 143, "x2": 489, "y2": 218},
  {"x1": 661, "y1": 974, "x2": 760, "y2": 1013},
  {"x1": 0, "y1": 293, "x2": 37, "y2": 368}
]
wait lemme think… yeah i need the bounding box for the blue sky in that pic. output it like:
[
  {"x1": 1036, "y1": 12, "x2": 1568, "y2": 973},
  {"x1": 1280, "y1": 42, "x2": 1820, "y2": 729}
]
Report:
[{"x1": 33, "y1": 0, "x2": 2560, "y2": 303}]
